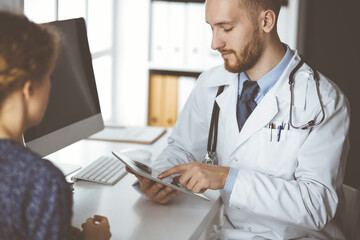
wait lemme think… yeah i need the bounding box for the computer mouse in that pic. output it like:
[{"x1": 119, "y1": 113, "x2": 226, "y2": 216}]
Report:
[{"x1": 122, "y1": 149, "x2": 152, "y2": 162}]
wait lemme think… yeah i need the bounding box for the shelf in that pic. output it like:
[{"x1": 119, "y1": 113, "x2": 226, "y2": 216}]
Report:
[
  {"x1": 148, "y1": 62, "x2": 207, "y2": 77},
  {"x1": 152, "y1": 0, "x2": 205, "y2": 3},
  {"x1": 152, "y1": 0, "x2": 288, "y2": 5}
]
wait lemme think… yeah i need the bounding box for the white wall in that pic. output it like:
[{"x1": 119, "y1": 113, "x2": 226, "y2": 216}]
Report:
[{"x1": 0, "y1": 0, "x2": 23, "y2": 13}]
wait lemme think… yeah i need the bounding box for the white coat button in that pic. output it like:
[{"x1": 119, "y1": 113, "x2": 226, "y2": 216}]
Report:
[{"x1": 248, "y1": 227, "x2": 252, "y2": 232}]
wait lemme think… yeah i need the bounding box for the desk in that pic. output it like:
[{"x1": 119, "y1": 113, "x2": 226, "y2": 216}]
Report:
[{"x1": 47, "y1": 130, "x2": 222, "y2": 240}]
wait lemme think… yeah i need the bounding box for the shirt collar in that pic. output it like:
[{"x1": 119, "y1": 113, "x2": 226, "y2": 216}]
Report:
[{"x1": 239, "y1": 44, "x2": 293, "y2": 97}]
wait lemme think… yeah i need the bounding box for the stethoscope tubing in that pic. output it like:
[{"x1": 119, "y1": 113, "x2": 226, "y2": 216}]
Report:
[
  {"x1": 205, "y1": 57, "x2": 326, "y2": 165},
  {"x1": 288, "y1": 58, "x2": 326, "y2": 129},
  {"x1": 207, "y1": 85, "x2": 224, "y2": 153}
]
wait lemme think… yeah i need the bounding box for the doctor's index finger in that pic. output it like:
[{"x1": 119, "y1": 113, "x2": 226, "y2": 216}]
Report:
[{"x1": 158, "y1": 164, "x2": 189, "y2": 179}]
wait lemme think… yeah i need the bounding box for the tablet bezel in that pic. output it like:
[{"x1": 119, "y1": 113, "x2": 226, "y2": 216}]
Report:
[{"x1": 112, "y1": 151, "x2": 209, "y2": 201}]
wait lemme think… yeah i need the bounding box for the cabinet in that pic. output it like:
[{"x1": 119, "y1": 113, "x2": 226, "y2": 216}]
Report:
[{"x1": 148, "y1": 0, "x2": 222, "y2": 127}]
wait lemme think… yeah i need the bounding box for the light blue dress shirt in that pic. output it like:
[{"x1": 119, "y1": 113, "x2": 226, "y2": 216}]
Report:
[{"x1": 223, "y1": 45, "x2": 294, "y2": 193}]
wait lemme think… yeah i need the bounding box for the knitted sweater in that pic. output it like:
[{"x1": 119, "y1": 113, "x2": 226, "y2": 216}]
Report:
[{"x1": 0, "y1": 139, "x2": 72, "y2": 240}]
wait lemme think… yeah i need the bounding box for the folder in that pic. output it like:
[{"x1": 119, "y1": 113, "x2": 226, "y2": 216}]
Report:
[
  {"x1": 148, "y1": 74, "x2": 165, "y2": 126},
  {"x1": 163, "y1": 75, "x2": 178, "y2": 127},
  {"x1": 168, "y1": 2, "x2": 186, "y2": 66},
  {"x1": 151, "y1": 1, "x2": 169, "y2": 64},
  {"x1": 148, "y1": 75, "x2": 178, "y2": 128},
  {"x1": 185, "y1": 3, "x2": 205, "y2": 67},
  {"x1": 88, "y1": 126, "x2": 167, "y2": 145}
]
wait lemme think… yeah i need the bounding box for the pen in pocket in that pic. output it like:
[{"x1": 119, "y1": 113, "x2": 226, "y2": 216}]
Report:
[
  {"x1": 268, "y1": 123, "x2": 273, "y2": 142},
  {"x1": 277, "y1": 125, "x2": 282, "y2": 142},
  {"x1": 282, "y1": 122, "x2": 289, "y2": 141}
]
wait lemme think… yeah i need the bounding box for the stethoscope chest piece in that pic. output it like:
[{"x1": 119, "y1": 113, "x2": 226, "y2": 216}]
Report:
[{"x1": 202, "y1": 151, "x2": 219, "y2": 165}]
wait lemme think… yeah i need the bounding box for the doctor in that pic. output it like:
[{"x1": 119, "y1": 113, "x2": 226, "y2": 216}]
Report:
[{"x1": 129, "y1": 0, "x2": 350, "y2": 239}]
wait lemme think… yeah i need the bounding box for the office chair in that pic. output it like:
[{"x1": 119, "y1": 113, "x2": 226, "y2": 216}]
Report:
[{"x1": 338, "y1": 184, "x2": 360, "y2": 240}]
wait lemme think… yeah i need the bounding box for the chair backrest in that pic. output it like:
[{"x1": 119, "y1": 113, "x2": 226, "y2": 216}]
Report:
[{"x1": 339, "y1": 184, "x2": 360, "y2": 240}]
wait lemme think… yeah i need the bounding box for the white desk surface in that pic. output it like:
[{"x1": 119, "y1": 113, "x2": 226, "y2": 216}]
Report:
[{"x1": 46, "y1": 129, "x2": 222, "y2": 240}]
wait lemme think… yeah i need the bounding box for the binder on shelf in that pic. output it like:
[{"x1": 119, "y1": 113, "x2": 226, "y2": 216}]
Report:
[
  {"x1": 185, "y1": 3, "x2": 205, "y2": 67},
  {"x1": 149, "y1": 1, "x2": 222, "y2": 71},
  {"x1": 163, "y1": 75, "x2": 178, "y2": 127},
  {"x1": 148, "y1": 74, "x2": 178, "y2": 128},
  {"x1": 168, "y1": 2, "x2": 186, "y2": 66},
  {"x1": 151, "y1": 1, "x2": 169, "y2": 64},
  {"x1": 148, "y1": 74, "x2": 165, "y2": 126},
  {"x1": 88, "y1": 126, "x2": 167, "y2": 145}
]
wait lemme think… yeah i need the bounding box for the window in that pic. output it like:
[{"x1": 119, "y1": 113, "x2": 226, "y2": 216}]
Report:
[{"x1": 24, "y1": 0, "x2": 115, "y2": 122}]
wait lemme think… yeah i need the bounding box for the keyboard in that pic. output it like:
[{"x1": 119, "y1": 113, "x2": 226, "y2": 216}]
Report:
[{"x1": 71, "y1": 156, "x2": 127, "y2": 185}]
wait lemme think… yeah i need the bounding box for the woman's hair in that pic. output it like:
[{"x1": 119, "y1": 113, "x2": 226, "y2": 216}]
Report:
[{"x1": 0, "y1": 11, "x2": 59, "y2": 106}]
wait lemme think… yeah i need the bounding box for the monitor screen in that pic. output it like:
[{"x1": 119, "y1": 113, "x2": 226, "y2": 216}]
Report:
[{"x1": 24, "y1": 18, "x2": 104, "y2": 157}]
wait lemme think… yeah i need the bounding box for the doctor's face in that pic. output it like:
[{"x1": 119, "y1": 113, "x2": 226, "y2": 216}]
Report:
[{"x1": 206, "y1": 0, "x2": 263, "y2": 73}]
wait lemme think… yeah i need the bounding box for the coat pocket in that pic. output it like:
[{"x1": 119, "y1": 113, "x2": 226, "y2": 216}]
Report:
[{"x1": 241, "y1": 126, "x2": 303, "y2": 178}]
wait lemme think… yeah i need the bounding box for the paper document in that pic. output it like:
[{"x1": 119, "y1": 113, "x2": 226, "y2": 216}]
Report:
[{"x1": 88, "y1": 126, "x2": 166, "y2": 144}]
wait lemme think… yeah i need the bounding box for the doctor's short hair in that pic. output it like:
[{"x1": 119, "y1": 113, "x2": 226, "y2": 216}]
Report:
[
  {"x1": 238, "y1": 0, "x2": 281, "y2": 26},
  {"x1": 0, "y1": 11, "x2": 59, "y2": 106}
]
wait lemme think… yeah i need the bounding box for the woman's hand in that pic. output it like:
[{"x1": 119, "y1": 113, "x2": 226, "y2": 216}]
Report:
[{"x1": 81, "y1": 215, "x2": 112, "y2": 240}]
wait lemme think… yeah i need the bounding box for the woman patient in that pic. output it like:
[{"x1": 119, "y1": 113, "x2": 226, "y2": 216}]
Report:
[{"x1": 0, "y1": 11, "x2": 111, "y2": 240}]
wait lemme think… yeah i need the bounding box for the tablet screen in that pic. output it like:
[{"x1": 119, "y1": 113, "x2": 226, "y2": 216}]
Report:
[{"x1": 112, "y1": 151, "x2": 209, "y2": 201}]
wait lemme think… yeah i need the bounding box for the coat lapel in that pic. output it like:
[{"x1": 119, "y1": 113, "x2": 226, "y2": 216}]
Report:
[
  {"x1": 229, "y1": 51, "x2": 308, "y2": 155},
  {"x1": 202, "y1": 66, "x2": 240, "y2": 158},
  {"x1": 215, "y1": 76, "x2": 239, "y2": 155},
  {"x1": 212, "y1": 71, "x2": 279, "y2": 158},
  {"x1": 232, "y1": 88, "x2": 279, "y2": 153}
]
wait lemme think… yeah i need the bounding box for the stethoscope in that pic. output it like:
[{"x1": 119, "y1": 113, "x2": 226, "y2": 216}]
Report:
[{"x1": 202, "y1": 57, "x2": 326, "y2": 165}]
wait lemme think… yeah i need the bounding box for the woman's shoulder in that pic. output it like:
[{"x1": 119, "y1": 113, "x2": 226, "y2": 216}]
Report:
[{"x1": 0, "y1": 139, "x2": 67, "y2": 187}]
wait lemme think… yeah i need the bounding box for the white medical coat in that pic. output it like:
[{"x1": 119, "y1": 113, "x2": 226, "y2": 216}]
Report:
[{"x1": 153, "y1": 50, "x2": 350, "y2": 240}]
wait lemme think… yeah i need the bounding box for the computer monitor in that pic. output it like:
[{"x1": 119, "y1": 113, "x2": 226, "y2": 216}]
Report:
[{"x1": 24, "y1": 18, "x2": 104, "y2": 157}]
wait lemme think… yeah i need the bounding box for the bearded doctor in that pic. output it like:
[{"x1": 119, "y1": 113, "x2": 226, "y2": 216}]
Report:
[{"x1": 128, "y1": 0, "x2": 350, "y2": 239}]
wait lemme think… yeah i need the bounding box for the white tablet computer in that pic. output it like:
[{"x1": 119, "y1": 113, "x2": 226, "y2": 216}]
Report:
[{"x1": 112, "y1": 151, "x2": 209, "y2": 201}]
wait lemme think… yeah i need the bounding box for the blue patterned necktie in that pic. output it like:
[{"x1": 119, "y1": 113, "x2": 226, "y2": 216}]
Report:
[{"x1": 236, "y1": 80, "x2": 260, "y2": 131}]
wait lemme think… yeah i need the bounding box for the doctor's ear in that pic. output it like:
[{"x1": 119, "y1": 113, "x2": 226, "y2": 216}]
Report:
[
  {"x1": 22, "y1": 80, "x2": 35, "y2": 101},
  {"x1": 261, "y1": 10, "x2": 276, "y2": 33}
]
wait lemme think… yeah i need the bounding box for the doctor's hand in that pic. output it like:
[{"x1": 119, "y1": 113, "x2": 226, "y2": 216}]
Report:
[
  {"x1": 158, "y1": 162, "x2": 230, "y2": 193},
  {"x1": 126, "y1": 166, "x2": 181, "y2": 204}
]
